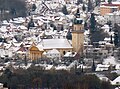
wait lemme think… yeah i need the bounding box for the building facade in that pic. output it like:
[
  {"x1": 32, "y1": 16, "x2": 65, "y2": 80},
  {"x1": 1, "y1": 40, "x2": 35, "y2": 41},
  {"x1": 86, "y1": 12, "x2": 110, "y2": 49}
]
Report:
[
  {"x1": 29, "y1": 44, "x2": 44, "y2": 60},
  {"x1": 100, "y1": 2, "x2": 120, "y2": 16}
]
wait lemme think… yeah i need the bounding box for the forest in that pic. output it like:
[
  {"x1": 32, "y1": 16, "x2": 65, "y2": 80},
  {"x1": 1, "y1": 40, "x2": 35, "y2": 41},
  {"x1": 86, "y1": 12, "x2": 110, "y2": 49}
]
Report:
[
  {"x1": 0, "y1": 66, "x2": 113, "y2": 89},
  {"x1": 0, "y1": 0, "x2": 27, "y2": 20}
]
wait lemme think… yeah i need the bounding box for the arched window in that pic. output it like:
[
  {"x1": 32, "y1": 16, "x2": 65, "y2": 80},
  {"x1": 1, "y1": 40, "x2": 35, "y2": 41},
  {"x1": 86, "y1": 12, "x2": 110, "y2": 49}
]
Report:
[{"x1": 63, "y1": 51, "x2": 66, "y2": 55}]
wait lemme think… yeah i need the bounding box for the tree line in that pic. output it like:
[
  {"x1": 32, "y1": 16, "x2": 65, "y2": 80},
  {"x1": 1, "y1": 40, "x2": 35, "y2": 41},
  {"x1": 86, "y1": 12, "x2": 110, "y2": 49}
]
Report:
[
  {"x1": 0, "y1": 66, "x2": 113, "y2": 89},
  {"x1": 0, "y1": 0, "x2": 27, "y2": 20}
]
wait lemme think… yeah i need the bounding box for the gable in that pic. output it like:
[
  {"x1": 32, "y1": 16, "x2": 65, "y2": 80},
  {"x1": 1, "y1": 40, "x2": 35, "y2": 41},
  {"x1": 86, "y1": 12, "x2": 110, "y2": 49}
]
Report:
[{"x1": 29, "y1": 46, "x2": 39, "y2": 51}]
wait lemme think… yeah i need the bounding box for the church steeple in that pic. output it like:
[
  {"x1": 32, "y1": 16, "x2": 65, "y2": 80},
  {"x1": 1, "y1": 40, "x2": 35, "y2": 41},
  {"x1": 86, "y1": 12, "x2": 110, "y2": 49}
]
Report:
[
  {"x1": 72, "y1": 9, "x2": 84, "y2": 54},
  {"x1": 75, "y1": 8, "x2": 80, "y2": 18}
]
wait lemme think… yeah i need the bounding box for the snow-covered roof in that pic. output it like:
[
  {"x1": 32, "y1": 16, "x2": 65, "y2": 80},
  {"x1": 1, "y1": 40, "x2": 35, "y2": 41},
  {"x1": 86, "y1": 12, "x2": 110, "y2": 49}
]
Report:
[
  {"x1": 39, "y1": 39, "x2": 73, "y2": 49},
  {"x1": 100, "y1": 5, "x2": 119, "y2": 8},
  {"x1": 4, "y1": 43, "x2": 11, "y2": 49},
  {"x1": 64, "y1": 52, "x2": 76, "y2": 57},
  {"x1": 2, "y1": 20, "x2": 10, "y2": 26},
  {"x1": 0, "y1": 83, "x2": 3, "y2": 88},
  {"x1": 67, "y1": 60, "x2": 78, "y2": 70},
  {"x1": 99, "y1": 76, "x2": 110, "y2": 82},
  {"x1": 47, "y1": 49, "x2": 60, "y2": 54},
  {"x1": 104, "y1": 37, "x2": 110, "y2": 41},
  {"x1": 103, "y1": 56, "x2": 118, "y2": 65},
  {"x1": 0, "y1": 26, "x2": 8, "y2": 32},
  {"x1": 36, "y1": 44, "x2": 44, "y2": 51},
  {"x1": 112, "y1": 76, "x2": 120, "y2": 85},
  {"x1": 115, "y1": 64, "x2": 120, "y2": 70},
  {"x1": 96, "y1": 64, "x2": 110, "y2": 68},
  {"x1": 112, "y1": 2, "x2": 120, "y2": 4},
  {"x1": 17, "y1": 51, "x2": 26, "y2": 54},
  {"x1": 17, "y1": 25, "x2": 27, "y2": 30},
  {"x1": 13, "y1": 42, "x2": 23, "y2": 47},
  {"x1": 84, "y1": 30, "x2": 90, "y2": 35},
  {"x1": 45, "y1": 65, "x2": 53, "y2": 70},
  {"x1": 101, "y1": 24, "x2": 109, "y2": 29},
  {"x1": 55, "y1": 65, "x2": 67, "y2": 70},
  {"x1": 96, "y1": 64, "x2": 110, "y2": 71}
]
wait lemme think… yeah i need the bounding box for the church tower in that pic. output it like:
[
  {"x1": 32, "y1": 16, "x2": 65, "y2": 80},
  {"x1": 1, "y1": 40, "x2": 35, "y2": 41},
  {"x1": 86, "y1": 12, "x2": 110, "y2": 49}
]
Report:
[{"x1": 72, "y1": 9, "x2": 84, "y2": 54}]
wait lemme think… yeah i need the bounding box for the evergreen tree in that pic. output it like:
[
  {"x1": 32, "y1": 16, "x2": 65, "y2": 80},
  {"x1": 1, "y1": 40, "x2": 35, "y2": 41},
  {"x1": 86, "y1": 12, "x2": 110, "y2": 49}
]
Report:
[
  {"x1": 32, "y1": 4, "x2": 37, "y2": 11},
  {"x1": 95, "y1": 0, "x2": 101, "y2": 6},
  {"x1": 84, "y1": 22, "x2": 88, "y2": 30},
  {"x1": 82, "y1": 4, "x2": 86, "y2": 12},
  {"x1": 114, "y1": 23, "x2": 119, "y2": 32},
  {"x1": 90, "y1": 29, "x2": 109, "y2": 43},
  {"x1": 76, "y1": 8, "x2": 79, "y2": 14},
  {"x1": 4, "y1": 68, "x2": 12, "y2": 79},
  {"x1": 114, "y1": 32, "x2": 119, "y2": 47},
  {"x1": 62, "y1": 5, "x2": 68, "y2": 15},
  {"x1": 108, "y1": 0, "x2": 112, "y2": 4},
  {"x1": 110, "y1": 35, "x2": 113, "y2": 44},
  {"x1": 87, "y1": 0, "x2": 93, "y2": 12},
  {"x1": 107, "y1": 21, "x2": 112, "y2": 27},
  {"x1": 27, "y1": 18, "x2": 35, "y2": 30},
  {"x1": 76, "y1": 0, "x2": 83, "y2": 5},
  {"x1": 81, "y1": 65, "x2": 84, "y2": 73},
  {"x1": 24, "y1": 54, "x2": 27, "y2": 66},
  {"x1": 66, "y1": 30, "x2": 72, "y2": 40},
  {"x1": 10, "y1": 8, "x2": 16, "y2": 16},
  {"x1": 90, "y1": 13, "x2": 96, "y2": 32},
  {"x1": 0, "y1": 0, "x2": 27, "y2": 20},
  {"x1": 61, "y1": 25, "x2": 64, "y2": 31},
  {"x1": 92, "y1": 59, "x2": 96, "y2": 72},
  {"x1": 3, "y1": 82, "x2": 8, "y2": 88}
]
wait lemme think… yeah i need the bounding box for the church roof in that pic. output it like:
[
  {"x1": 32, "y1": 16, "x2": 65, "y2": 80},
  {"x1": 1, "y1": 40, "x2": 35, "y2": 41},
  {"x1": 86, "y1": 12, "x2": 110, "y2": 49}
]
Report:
[
  {"x1": 39, "y1": 39, "x2": 72, "y2": 49},
  {"x1": 36, "y1": 44, "x2": 44, "y2": 51}
]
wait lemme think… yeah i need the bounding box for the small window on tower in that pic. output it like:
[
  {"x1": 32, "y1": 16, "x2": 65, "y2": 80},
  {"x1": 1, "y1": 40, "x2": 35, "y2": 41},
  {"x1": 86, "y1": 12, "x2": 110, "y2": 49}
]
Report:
[{"x1": 63, "y1": 51, "x2": 66, "y2": 55}]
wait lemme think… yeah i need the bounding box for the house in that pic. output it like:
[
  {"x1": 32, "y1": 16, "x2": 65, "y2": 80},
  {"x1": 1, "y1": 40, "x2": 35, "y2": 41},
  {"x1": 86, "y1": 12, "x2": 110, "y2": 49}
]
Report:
[
  {"x1": 0, "y1": 83, "x2": 3, "y2": 89},
  {"x1": 95, "y1": 64, "x2": 110, "y2": 71},
  {"x1": 103, "y1": 56, "x2": 118, "y2": 65},
  {"x1": 45, "y1": 49, "x2": 61, "y2": 59},
  {"x1": 100, "y1": 2, "x2": 120, "y2": 16},
  {"x1": 64, "y1": 51, "x2": 76, "y2": 60},
  {"x1": 16, "y1": 44, "x2": 28, "y2": 59},
  {"x1": 96, "y1": 74, "x2": 110, "y2": 82},
  {"x1": 115, "y1": 64, "x2": 120, "y2": 70},
  {"x1": 104, "y1": 11, "x2": 120, "y2": 25},
  {"x1": 95, "y1": 16, "x2": 107, "y2": 25},
  {"x1": 100, "y1": 5, "x2": 119, "y2": 16},
  {"x1": 0, "y1": 83, "x2": 8, "y2": 89},
  {"x1": 84, "y1": 45, "x2": 108, "y2": 59},
  {"x1": 111, "y1": 76, "x2": 120, "y2": 85}
]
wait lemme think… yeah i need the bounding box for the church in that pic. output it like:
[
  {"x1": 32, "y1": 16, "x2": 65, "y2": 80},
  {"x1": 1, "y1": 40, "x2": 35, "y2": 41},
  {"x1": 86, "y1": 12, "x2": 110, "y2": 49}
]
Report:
[{"x1": 29, "y1": 10, "x2": 84, "y2": 60}]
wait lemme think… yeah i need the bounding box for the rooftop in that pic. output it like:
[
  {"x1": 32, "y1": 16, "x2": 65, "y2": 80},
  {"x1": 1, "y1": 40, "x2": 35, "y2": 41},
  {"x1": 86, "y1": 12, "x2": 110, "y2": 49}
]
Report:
[{"x1": 39, "y1": 39, "x2": 73, "y2": 49}]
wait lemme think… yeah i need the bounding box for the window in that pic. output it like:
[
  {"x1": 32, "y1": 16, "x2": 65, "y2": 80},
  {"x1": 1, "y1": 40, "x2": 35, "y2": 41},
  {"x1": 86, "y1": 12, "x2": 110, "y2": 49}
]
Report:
[
  {"x1": 63, "y1": 51, "x2": 66, "y2": 55},
  {"x1": 116, "y1": 82, "x2": 119, "y2": 85}
]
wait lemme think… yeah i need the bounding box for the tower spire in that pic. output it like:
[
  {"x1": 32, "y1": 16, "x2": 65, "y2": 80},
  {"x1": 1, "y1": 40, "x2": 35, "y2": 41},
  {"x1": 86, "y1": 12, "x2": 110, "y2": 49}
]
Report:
[{"x1": 75, "y1": 8, "x2": 80, "y2": 18}]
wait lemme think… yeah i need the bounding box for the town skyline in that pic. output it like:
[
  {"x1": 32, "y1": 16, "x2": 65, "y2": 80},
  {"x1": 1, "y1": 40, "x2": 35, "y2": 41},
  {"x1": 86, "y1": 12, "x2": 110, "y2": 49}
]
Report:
[{"x1": 0, "y1": 0, "x2": 120, "y2": 89}]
